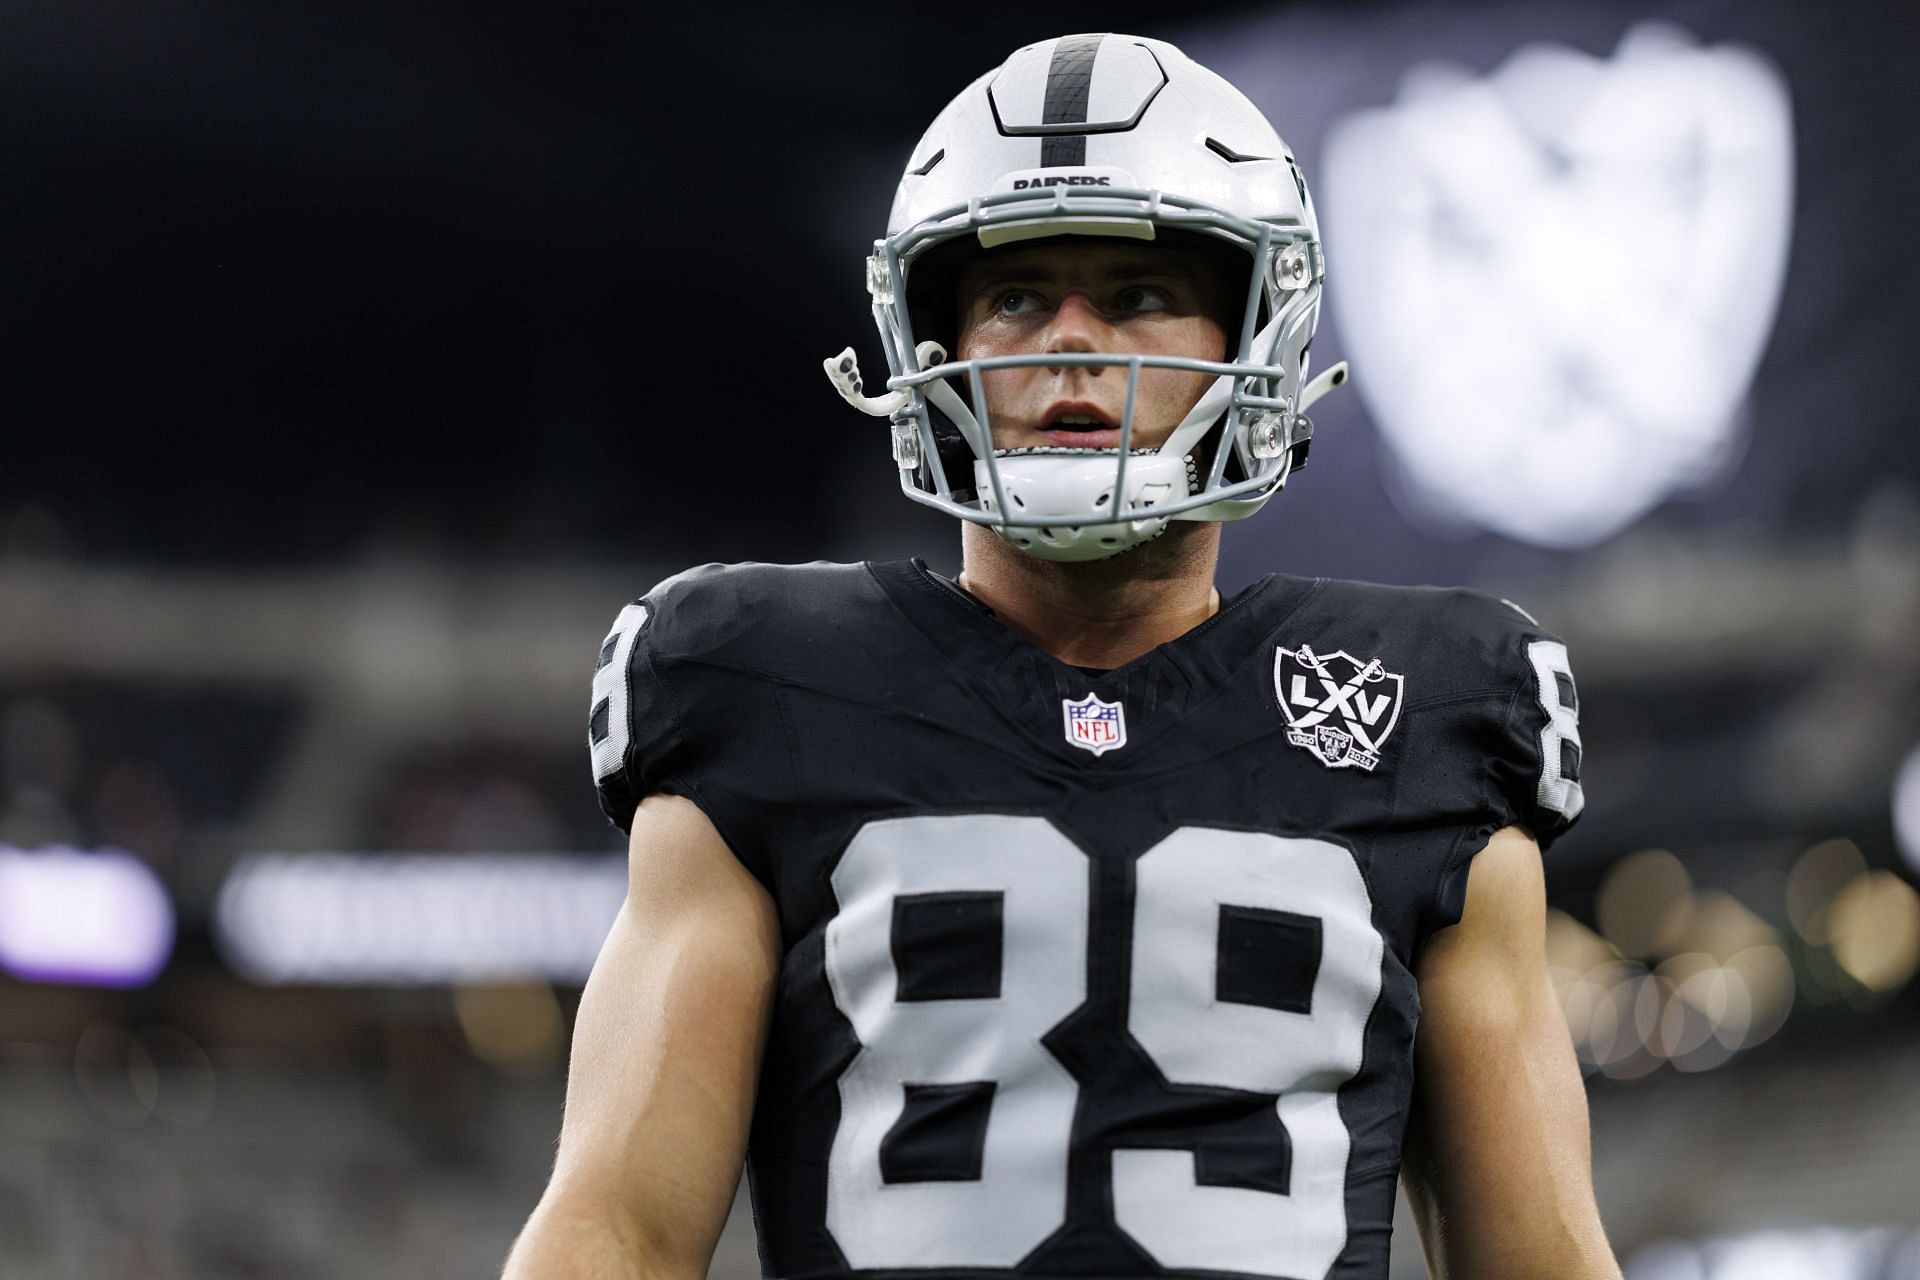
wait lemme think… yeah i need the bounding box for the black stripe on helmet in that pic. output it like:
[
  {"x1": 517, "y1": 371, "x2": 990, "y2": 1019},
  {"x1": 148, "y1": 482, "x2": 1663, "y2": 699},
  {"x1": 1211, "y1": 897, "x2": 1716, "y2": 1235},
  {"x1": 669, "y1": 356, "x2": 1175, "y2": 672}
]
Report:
[{"x1": 1039, "y1": 34, "x2": 1104, "y2": 167}]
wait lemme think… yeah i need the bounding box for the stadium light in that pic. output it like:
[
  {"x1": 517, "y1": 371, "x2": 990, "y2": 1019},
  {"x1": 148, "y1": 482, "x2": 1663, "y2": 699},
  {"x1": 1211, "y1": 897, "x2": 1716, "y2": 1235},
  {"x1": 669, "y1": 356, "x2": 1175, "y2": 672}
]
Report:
[
  {"x1": 214, "y1": 852, "x2": 627, "y2": 985},
  {"x1": 0, "y1": 845, "x2": 175, "y2": 987},
  {"x1": 1628, "y1": 1226, "x2": 1920, "y2": 1280}
]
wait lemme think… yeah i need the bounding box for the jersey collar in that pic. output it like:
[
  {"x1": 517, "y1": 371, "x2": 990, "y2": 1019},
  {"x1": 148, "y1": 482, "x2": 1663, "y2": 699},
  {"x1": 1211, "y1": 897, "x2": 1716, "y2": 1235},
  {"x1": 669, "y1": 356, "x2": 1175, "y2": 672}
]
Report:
[{"x1": 866, "y1": 558, "x2": 1312, "y2": 767}]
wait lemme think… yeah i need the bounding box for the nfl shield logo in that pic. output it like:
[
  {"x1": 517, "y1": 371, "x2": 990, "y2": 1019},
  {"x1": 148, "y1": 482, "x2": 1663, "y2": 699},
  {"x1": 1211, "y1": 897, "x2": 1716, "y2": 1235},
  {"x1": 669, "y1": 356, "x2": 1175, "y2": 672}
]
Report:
[
  {"x1": 1274, "y1": 643, "x2": 1405, "y2": 772},
  {"x1": 1062, "y1": 692, "x2": 1127, "y2": 757}
]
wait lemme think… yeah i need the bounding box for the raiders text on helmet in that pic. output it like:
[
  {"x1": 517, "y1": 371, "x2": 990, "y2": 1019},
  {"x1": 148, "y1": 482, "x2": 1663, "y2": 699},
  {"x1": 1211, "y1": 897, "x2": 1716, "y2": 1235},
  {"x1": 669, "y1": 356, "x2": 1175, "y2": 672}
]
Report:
[{"x1": 825, "y1": 33, "x2": 1349, "y2": 561}]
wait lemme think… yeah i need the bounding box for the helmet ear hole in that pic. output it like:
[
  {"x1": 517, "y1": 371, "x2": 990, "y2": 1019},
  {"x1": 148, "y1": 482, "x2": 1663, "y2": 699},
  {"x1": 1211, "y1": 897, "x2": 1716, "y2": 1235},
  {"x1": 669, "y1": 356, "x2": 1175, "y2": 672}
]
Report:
[{"x1": 927, "y1": 398, "x2": 979, "y2": 501}]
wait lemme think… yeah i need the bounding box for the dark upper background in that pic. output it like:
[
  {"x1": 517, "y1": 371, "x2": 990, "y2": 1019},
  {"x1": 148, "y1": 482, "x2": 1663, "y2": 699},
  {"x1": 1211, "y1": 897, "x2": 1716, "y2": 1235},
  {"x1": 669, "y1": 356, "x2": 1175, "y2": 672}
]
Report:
[{"x1": 4, "y1": 0, "x2": 1914, "y2": 576}]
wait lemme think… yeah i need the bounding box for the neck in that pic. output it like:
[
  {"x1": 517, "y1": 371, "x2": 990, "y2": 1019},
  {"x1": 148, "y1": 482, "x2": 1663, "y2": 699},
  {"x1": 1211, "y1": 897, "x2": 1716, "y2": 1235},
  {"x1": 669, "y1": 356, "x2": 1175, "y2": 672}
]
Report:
[{"x1": 956, "y1": 521, "x2": 1223, "y2": 669}]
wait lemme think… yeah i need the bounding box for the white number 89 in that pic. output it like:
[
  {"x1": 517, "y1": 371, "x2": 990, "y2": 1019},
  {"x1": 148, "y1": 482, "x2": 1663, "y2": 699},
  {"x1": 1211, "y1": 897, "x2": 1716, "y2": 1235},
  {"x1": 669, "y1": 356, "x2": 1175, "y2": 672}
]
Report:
[{"x1": 823, "y1": 814, "x2": 1383, "y2": 1279}]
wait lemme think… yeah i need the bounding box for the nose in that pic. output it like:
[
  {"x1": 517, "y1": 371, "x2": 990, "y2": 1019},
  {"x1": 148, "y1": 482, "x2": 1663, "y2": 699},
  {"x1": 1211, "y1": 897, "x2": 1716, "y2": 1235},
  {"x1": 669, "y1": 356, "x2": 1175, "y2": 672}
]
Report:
[{"x1": 1043, "y1": 291, "x2": 1111, "y2": 374}]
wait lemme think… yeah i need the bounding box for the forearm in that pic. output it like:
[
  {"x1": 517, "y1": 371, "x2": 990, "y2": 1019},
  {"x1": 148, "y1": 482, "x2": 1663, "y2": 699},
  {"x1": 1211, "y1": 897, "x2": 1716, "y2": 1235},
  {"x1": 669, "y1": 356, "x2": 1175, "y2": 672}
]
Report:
[
  {"x1": 503, "y1": 1192, "x2": 699, "y2": 1280},
  {"x1": 1420, "y1": 1211, "x2": 1621, "y2": 1280},
  {"x1": 1409, "y1": 1010, "x2": 1620, "y2": 1279},
  {"x1": 1407, "y1": 1165, "x2": 1620, "y2": 1280}
]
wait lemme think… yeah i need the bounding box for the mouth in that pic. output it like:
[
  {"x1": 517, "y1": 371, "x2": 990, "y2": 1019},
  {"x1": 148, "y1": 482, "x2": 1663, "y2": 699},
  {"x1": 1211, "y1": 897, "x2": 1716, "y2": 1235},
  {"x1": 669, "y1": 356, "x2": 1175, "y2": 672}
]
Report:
[{"x1": 1035, "y1": 401, "x2": 1124, "y2": 448}]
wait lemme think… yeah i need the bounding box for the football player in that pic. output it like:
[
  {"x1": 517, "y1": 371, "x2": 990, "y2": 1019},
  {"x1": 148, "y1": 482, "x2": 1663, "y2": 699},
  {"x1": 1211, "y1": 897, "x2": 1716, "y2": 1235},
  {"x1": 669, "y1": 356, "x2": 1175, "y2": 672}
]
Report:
[{"x1": 506, "y1": 34, "x2": 1620, "y2": 1280}]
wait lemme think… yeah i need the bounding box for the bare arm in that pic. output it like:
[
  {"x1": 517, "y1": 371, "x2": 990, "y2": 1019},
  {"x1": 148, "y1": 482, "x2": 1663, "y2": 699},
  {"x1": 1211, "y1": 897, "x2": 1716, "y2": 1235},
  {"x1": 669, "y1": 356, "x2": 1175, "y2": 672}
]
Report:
[
  {"x1": 504, "y1": 794, "x2": 781, "y2": 1280},
  {"x1": 1401, "y1": 826, "x2": 1621, "y2": 1280}
]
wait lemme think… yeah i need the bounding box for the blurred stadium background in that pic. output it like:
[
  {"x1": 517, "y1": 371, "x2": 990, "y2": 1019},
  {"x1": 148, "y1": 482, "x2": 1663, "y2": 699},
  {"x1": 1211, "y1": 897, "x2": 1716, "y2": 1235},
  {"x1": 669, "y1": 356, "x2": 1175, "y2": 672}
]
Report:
[{"x1": 4, "y1": 0, "x2": 1918, "y2": 1275}]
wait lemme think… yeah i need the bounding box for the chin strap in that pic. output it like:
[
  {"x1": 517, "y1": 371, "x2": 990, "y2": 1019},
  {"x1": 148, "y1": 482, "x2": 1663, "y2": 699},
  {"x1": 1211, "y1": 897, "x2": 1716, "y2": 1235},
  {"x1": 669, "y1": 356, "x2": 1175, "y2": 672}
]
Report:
[
  {"x1": 1155, "y1": 313, "x2": 1285, "y2": 461},
  {"x1": 1156, "y1": 317, "x2": 1353, "y2": 464},
  {"x1": 1156, "y1": 369, "x2": 1237, "y2": 461},
  {"x1": 1300, "y1": 361, "x2": 1349, "y2": 413},
  {"x1": 1159, "y1": 339, "x2": 1351, "y2": 524}
]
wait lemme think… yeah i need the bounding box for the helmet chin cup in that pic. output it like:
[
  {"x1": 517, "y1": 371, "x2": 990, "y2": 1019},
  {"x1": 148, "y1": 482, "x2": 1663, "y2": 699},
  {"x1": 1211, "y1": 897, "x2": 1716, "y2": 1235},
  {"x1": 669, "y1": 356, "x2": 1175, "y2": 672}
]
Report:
[{"x1": 973, "y1": 450, "x2": 1192, "y2": 562}]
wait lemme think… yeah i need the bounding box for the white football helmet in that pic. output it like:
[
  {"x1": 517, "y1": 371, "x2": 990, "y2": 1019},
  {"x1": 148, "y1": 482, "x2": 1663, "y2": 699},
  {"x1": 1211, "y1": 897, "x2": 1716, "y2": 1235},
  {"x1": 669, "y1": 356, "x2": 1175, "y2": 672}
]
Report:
[{"x1": 826, "y1": 33, "x2": 1348, "y2": 561}]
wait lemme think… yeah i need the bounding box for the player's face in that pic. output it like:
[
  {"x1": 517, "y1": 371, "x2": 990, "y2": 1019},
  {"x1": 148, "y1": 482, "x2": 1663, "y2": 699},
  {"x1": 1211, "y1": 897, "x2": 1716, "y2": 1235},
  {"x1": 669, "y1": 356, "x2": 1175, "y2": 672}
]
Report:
[{"x1": 954, "y1": 241, "x2": 1234, "y2": 451}]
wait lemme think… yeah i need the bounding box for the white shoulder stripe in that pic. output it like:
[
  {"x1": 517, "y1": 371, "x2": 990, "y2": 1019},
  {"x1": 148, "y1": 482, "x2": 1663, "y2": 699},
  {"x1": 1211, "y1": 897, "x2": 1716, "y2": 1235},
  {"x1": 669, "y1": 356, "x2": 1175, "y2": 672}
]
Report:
[{"x1": 1500, "y1": 597, "x2": 1540, "y2": 625}]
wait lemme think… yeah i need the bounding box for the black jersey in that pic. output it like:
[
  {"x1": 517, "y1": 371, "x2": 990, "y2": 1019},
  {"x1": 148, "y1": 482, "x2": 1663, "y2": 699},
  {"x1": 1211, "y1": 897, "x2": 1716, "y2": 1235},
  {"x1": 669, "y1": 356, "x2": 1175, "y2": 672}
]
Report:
[{"x1": 587, "y1": 558, "x2": 1584, "y2": 1280}]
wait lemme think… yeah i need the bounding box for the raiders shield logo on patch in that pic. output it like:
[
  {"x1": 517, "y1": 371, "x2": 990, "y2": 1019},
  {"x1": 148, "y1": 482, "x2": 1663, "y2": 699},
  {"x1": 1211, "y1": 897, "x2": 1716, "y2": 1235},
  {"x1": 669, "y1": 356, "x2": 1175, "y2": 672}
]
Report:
[{"x1": 1274, "y1": 644, "x2": 1405, "y2": 772}]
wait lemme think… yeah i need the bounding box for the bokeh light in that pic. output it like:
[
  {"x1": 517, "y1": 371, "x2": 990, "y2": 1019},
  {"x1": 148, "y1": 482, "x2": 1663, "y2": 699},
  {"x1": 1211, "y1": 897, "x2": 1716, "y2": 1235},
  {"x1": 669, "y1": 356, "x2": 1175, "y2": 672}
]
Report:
[
  {"x1": 1548, "y1": 865, "x2": 1796, "y2": 1076},
  {"x1": 453, "y1": 981, "x2": 566, "y2": 1076},
  {"x1": 1786, "y1": 838, "x2": 1868, "y2": 943},
  {"x1": 1894, "y1": 743, "x2": 1920, "y2": 879},
  {"x1": 1823, "y1": 871, "x2": 1920, "y2": 996},
  {"x1": 1596, "y1": 849, "x2": 1693, "y2": 959}
]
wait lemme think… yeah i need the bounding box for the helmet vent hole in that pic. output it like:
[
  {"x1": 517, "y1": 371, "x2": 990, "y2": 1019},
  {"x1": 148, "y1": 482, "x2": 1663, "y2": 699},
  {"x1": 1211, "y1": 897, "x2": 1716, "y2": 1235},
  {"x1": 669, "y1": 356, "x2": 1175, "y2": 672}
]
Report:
[
  {"x1": 1204, "y1": 136, "x2": 1271, "y2": 164},
  {"x1": 1011, "y1": 494, "x2": 1025, "y2": 508},
  {"x1": 1100, "y1": 537, "x2": 1119, "y2": 547}
]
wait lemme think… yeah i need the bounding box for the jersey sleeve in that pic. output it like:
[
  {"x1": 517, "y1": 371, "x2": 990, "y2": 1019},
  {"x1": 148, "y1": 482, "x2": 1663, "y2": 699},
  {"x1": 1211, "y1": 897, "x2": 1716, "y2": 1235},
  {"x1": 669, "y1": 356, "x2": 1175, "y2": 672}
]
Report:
[
  {"x1": 583, "y1": 565, "x2": 792, "y2": 890},
  {"x1": 1424, "y1": 594, "x2": 1587, "y2": 934},
  {"x1": 587, "y1": 594, "x2": 689, "y2": 834},
  {"x1": 1483, "y1": 608, "x2": 1586, "y2": 850}
]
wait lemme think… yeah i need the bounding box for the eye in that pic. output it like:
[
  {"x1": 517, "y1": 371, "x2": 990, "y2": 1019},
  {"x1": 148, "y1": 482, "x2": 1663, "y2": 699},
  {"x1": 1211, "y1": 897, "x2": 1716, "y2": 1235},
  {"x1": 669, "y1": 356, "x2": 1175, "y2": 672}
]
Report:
[
  {"x1": 994, "y1": 289, "x2": 1044, "y2": 317},
  {"x1": 1114, "y1": 285, "x2": 1171, "y2": 313}
]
